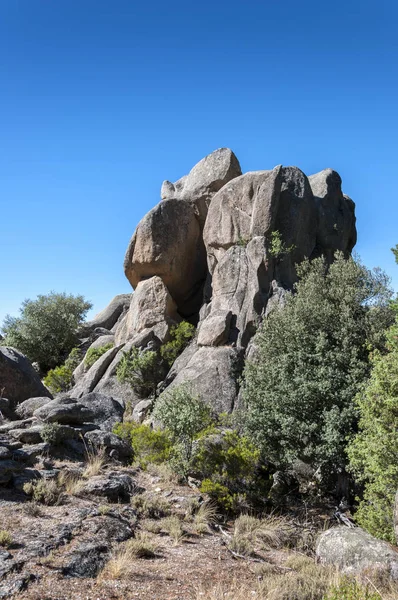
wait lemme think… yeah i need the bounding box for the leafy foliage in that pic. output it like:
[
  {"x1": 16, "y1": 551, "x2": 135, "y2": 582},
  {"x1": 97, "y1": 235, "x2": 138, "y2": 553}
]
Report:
[
  {"x1": 347, "y1": 313, "x2": 398, "y2": 543},
  {"x1": 160, "y1": 321, "x2": 195, "y2": 366},
  {"x1": 268, "y1": 230, "x2": 296, "y2": 258},
  {"x1": 243, "y1": 253, "x2": 393, "y2": 481},
  {"x1": 84, "y1": 343, "x2": 114, "y2": 369},
  {"x1": 43, "y1": 347, "x2": 82, "y2": 393},
  {"x1": 1, "y1": 292, "x2": 91, "y2": 373},
  {"x1": 113, "y1": 421, "x2": 172, "y2": 468},
  {"x1": 323, "y1": 578, "x2": 381, "y2": 600},
  {"x1": 116, "y1": 346, "x2": 162, "y2": 398},
  {"x1": 153, "y1": 385, "x2": 212, "y2": 476},
  {"x1": 41, "y1": 423, "x2": 64, "y2": 445}
]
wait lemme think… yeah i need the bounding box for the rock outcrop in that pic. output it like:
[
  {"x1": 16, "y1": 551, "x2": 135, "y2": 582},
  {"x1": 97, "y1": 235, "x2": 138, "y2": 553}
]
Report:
[
  {"x1": 70, "y1": 149, "x2": 357, "y2": 415},
  {"x1": 0, "y1": 347, "x2": 52, "y2": 408}
]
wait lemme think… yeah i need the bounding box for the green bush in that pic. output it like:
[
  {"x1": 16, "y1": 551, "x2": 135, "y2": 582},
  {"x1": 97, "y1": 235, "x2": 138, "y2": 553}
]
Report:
[
  {"x1": 347, "y1": 316, "x2": 398, "y2": 542},
  {"x1": 243, "y1": 253, "x2": 393, "y2": 482},
  {"x1": 43, "y1": 347, "x2": 82, "y2": 393},
  {"x1": 84, "y1": 343, "x2": 114, "y2": 369},
  {"x1": 41, "y1": 423, "x2": 64, "y2": 445},
  {"x1": 116, "y1": 346, "x2": 162, "y2": 398},
  {"x1": 160, "y1": 321, "x2": 195, "y2": 366},
  {"x1": 323, "y1": 578, "x2": 381, "y2": 600},
  {"x1": 268, "y1": 229, "x2": 295, "y2": 258},
  {"x1": 1, "y1": 292, "x2": 92, "y2": 373},
  {"x1": 113, "y1": 421, "x2": 172, "y2": 468},
  {"x1": 199, "y1": 479, "x2": 237, "y2": 512},
  {"x1": 153, "y1": 385, "x2": 212, "y2": 476}
]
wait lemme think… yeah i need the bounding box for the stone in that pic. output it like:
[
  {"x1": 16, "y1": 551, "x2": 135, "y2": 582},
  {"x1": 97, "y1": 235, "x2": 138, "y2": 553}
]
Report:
[
  {"x1": 78, "y1": 392, "x2": 125, "y2": 432},
  {"x1": 197, "y1": 309, "x2": 232, "y2": 346},
  {"x1": 0, "y1": 347, "x2": 52, "y2": 407},
  {"x1": 0, "y1": 459, "x2": 23, "y2": 484},
  {"x1": 79, "y1": 294, "x2": 131, "y2": 334},
  {"x1": 84, "y1": 430, "x2": 133, "y2": 460},
  {"x1": 33, "y1": 397, "x2": 95, "y2": 425},
  {"x1": 15, "y1": 397, "x2": 52, "y2": 420},
  {"x1": 0, "y1": 446, "x2": 11, "y2": 459},
  {"x1": 82, "y1": 472, "x2": 136, "y2": 502},
  {"x1": 62, "y1": 542, "x2": 109, "y2": 578},
  {"x1": 309, "y1": 168, "x2": 357, "y2": 260},
  {"x1": 115, "y1": 277, "x2": 179, "y2": 345},
  {"x1": 71, "y1": 345, "x2": 122, "y2": 398},
  {"x1": 0, "y1": 398, "x2": 15, "y2": 420},
  {"x1": 12, "y1": 442, "x2": 49, "y2": 464},
  {"x1": 13, "y1": 468, "x2": 42, "y2": 492},
  {"x1": 132, "y1": 399, "x2": 153, "y2": 423},
  {"x1": 10, "y1": 426, "x2": 43, "y2": 445},
  {"x1": 158, "y1": 346, "x2": 244, "y2": 414},
  {"x1": 316, "y1": 527, "x2": 398, "y2": 579},
  {"x1": 124, "y1": 200, "x2": 207, "y2": 318},
  {"x1": 161, "y1": 147, "x2": 242, "y2": 226}
]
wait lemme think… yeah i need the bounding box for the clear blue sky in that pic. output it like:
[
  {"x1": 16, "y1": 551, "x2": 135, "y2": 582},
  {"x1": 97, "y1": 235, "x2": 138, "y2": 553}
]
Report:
[{"x1": 1, "y1": 0, "x2": 397, "y2": 323}]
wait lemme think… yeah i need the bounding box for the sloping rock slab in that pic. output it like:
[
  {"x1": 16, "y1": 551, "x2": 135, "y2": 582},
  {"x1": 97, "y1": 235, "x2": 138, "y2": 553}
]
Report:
[{"x1": 0, "y1": 347, "x2": 52, "y2": 407}]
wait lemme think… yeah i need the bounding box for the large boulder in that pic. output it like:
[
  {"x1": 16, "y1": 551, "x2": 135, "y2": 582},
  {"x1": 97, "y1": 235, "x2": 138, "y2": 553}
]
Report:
[
  {"x1": 79, "y1": 392, "x2": 125, "y2": 432},
  {"x1": 161, "y1": 147, "x2": 242, "y2": 226},
  {"x1": 15, "y1": 396, "x2": 53, "y2": 420},
  {"x1": 309, "y1": 168, "x2": 357, "y2": 260},
  {"x1": 79, "y1": 294, "x2": 131, "y2": 334},
  {"x1": 115, "y1": 276, "x2": 179, "y2": 345},
  {"x1": 316, "y1": 527, "x2": 398, "y2": 580},
  {"x1": 124, "y1": 200, "x2": 207, "y2": 318},
  {"x1": 158, "y1": 346, "x2": 244, "y2": 414},
  {"x1": 0, "y1": 347, "x2": 52, "y2": 407},
  {"x1": 33, "y1": 397, "x2": 94, "y2": 425}
]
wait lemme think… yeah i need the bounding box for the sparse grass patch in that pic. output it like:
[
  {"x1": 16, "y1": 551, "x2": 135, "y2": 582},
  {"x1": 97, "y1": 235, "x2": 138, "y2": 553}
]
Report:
[
  {"x1": 159, "y1": 515, "x2": 186, "y2": 545},
  {"x1": 131, "y1": 491, "x2": 171, "y2": 519},
  {"x1": 230, "y1": 514, "x2": 295, "y2": 555},
  {"x1": 23, "y1": 502, "x2": 43, "y2": 517},
  {"x1": 140, "y1": 519, "x2": 162, "y2": 534},
  {"x1": 145, "y1": 462, "x2": 180, "y2": 484},
  {"x1": 98, "y1": 504, "x2": 112, "y2": 515},
  {"x1": 0, "y1": 530, "x2": 13, "y2": 547},
  {"x1": 83, "y1": 447, "x2": 106, "y2": 478},
  {"x1": 192, "y1": 500, "x2": 218, "y2": 535},
  {"x1": 58, "y1": 471, "x2": 85, "y2": 496}
]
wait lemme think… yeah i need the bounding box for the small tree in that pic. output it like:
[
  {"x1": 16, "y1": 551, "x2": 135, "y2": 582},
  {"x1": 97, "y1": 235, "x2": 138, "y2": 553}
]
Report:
[
  {"x1": 243, "y1": 253, "x2": 393, "y2": 482},
  {"x1": 160, "y1": 321, "x2": 195, "y2": 366},
  {"x1": 153, "y1": 385, "x2": 212, "y2": 475},
  {"x1": 1, "y1": 292, "x2": 92, "y2": 373},
  {"x1": 347, "y1": 248, "x2": 398, "y2": 542}
]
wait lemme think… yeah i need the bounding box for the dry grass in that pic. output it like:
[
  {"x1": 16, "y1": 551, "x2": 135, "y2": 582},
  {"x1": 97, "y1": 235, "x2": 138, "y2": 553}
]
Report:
[
  {"x1": 23, "y1": 502, "x2": 44, "y2": 517},
  {"x1": 159, "y1": 515, "x2": 186, "y2": 545},
  {"x1": 192, "y1": 501, "x2": 218, "y2": 535},
  {"x1": 0, "y1": 530, "x2": 13, "y2": 547},
  {"x1": 99, "y1": 533, "x2": 159, "y2": 579},
  {"x1": 58, "y1": 471, "x2": 85, "y2": 496},
  {"x1": 131, "y1": 491, "x2": 171, "y2": 519},
  {"x1": 83, "y1": 447, "x2": 106, "y2": 478},
  {"x1": 145, "y1": 462, "x2": 180, "y2": 484},
  {"x1": 229, "y1": 514, "x2": 295, "y2": 556},
  {"x1": 140, "y1": 519, "x2": 162, "y2": 534}
]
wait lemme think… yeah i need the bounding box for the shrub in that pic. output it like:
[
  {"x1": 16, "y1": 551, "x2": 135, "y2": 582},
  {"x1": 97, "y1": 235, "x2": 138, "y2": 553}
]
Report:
[
  {"x1": 131, "y1": 492, "x2": 171, "y2": 519},
  {"x1": 40, "y1": 423, "x2": 64, "y2": 445},
  {"x1": 243, "y1": 253, "x2": 393, "y2": 482},
  {"x1": 84, "y1": 343, "x2": 114, "y2": 370},
  {"x1": 268, "y1": 229, "x2": 295, "y2": 258},
  {"x1": 347, "y1": 314, "x2": 398, "y2": 542},
  {"x1": 194, "y1": 430, "x2": 269, "y2": 512},
  {"x1": 1, "y1": 292, "x2": 92, "y2": 373},
  {"x1": 160, "y1": 321, "x2": 195, "y2": 366},
  {"x1": 43, "y1": 347, "x2": 82, "y2": 393},
  {"x1": 113, "y1": 421, "x2": 172, "y2": 468},
  {"x1": 23, "y1": 478, "x2": 63, "y2": 505},
  {"x1": 0, "y1": 530, "x2": 13, "y2": 547},
  {"x1": 153, "y1": 385, "x2": 212, "y2": 476},
  {"x1": 323, "y1": 579, "x2": 381, "y2": 600},
  {"x1": 116, "y1": 347, "x2": 162, "y2": 398}
]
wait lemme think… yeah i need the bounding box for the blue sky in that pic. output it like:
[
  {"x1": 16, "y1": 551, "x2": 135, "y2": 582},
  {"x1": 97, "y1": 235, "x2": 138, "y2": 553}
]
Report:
[{"x1": 1, "y1": 0, "x2": 397, "y2": 322}]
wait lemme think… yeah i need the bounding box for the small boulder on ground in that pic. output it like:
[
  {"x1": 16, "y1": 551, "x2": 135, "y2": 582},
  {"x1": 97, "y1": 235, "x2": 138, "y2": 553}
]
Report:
[
  {"x1": 316, "y1": 527, "x2": 398, "y2": 580},
  {"x1": 84, "y1": 430, "x2": 133, "y2": 461}
]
